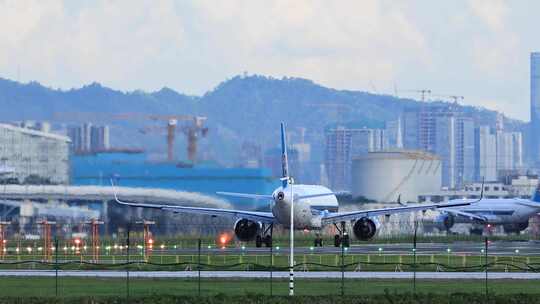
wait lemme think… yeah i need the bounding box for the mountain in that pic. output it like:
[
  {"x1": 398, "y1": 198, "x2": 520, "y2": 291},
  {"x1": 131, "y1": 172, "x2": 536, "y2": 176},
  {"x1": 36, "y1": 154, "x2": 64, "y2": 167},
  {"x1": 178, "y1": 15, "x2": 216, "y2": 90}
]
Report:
[
  {"x1": 0, "y1": 75, "x2": 525, "y2": 164},
  {"x1": 0, "y1": 78, "x2": 197, "y2": 120},
  {"x1": 200, "y1": 75, "x2": 409, "y2": 137}
]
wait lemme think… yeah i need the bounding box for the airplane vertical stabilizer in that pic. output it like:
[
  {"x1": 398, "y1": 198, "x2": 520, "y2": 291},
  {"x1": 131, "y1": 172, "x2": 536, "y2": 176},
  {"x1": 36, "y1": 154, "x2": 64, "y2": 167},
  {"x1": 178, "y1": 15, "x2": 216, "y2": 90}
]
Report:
[
  {"x1": 532, "y1": 183, "x2": 540, "y2": 203},
  {"x1": 280, "y1": 122, "x2": 289, "y2": 188}
]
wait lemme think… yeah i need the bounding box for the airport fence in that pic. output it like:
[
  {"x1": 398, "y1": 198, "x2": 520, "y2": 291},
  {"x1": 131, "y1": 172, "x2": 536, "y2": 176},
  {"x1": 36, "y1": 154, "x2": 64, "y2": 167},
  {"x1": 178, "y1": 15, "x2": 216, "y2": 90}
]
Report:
[
  {"x1": 2, "y1": 236, "x2": 540, "y2": 299},
  {"x1": 2, "y1": 220, "x2": 540, "y2": 299}
]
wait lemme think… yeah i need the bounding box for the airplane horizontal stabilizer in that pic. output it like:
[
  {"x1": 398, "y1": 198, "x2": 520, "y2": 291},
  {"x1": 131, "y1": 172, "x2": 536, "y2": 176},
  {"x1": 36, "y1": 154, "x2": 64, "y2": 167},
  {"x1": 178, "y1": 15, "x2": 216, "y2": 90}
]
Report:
[
  {"x1": 216, "y1": 192, "x2": 273, "y2": 200},
  {"x1": 297, "y1": 193, "x2": 335, "y2": 200}
]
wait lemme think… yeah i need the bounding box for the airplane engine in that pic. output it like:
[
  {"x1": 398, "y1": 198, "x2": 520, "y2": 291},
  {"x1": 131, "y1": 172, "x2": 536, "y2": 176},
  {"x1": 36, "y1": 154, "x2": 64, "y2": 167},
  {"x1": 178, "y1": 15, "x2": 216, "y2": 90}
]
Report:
[
  {"x1": 434, "y1": 213, "x2": 454, "y2": 231},
  {"x1": 503, "y1": 221, "x2": 529, "y2": 234},
  {"x1": 353, "y1": 217, "x2": 380, "y2": 241},
  {"x1": 234, "y1": 219, "x2": 261, "y2": 241}
]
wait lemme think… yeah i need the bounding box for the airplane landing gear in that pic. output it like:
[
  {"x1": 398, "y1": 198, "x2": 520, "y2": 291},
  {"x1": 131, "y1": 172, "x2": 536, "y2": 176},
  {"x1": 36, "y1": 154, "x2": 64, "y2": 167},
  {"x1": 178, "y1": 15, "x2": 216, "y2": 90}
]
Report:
[
  {"x1": 264, "y1": 235, "x2": 272, "y2": 247},
  {"x1": 333, "y1": 222, "x2": 350, "y2": 248},
  {"x1": 313, "y1": 233, "x2": 323, "y2": 247},
  {"x1": 342, "y1": 233, "x2": 350, "y2": 247},
  {"x1": 256, "y1": 223, "x2": 273, "y2": 248},
  {"x1": 334, "y1": 234, "x2": 341, "y2": 247},
  {"x1": 470, "y1": 227, "x2": 483, "y2": 235}
]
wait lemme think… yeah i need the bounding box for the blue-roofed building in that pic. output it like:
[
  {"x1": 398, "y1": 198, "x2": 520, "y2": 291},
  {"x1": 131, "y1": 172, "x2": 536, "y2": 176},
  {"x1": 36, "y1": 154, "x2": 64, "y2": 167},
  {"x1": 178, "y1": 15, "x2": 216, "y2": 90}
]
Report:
[{"x1": 71, "y1": 151, "x2": 279, "y2": 209}]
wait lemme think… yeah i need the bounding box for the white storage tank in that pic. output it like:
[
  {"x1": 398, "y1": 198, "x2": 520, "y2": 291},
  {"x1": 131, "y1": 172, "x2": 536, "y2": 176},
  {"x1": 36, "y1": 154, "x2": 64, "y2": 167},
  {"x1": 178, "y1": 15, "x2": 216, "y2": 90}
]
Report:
[{"x1": 351, "y1": 150, "x2": 441, "y2": 203}]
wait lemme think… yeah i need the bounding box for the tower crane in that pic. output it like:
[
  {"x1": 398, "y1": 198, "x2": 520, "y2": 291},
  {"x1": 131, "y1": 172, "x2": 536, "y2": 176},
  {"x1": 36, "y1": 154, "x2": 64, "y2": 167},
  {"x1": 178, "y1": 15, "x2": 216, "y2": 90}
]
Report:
[
  {"x1": 412, "y1": 89, "x2": 431, "y2": 101},
  {"x1": 60, "y1": 112, "x2": 210, "y2": 163},
  {"x1": 396, "y1": 89, "x2": 432, "y2": 101},
  {"x1": 139, "y1": 115, "x2": 208, "y2": 163}
]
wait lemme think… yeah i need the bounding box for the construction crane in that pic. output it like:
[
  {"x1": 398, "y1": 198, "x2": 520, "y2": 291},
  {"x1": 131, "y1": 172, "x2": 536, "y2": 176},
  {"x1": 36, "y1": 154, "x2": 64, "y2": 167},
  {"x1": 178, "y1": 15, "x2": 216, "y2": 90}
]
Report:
[
  {"x1": 139, "y1": 115, "x2": 209, "y2": 163},
  {"x1": 54, "y1": 111, "x2": 209, "y2": 163}
]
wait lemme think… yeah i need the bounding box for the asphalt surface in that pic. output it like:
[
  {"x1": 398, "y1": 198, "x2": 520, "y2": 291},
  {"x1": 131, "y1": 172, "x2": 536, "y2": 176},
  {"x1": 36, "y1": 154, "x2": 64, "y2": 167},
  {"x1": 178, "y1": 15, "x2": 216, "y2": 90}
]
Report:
[{"x1": 0, "y1": 270, "x2": 539, "y2": 279}]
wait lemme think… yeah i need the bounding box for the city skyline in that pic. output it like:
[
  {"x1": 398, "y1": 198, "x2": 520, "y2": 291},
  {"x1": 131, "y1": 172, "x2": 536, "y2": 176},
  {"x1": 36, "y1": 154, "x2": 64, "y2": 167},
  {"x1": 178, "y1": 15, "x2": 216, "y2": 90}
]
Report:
[{"x1": 2, "y1": 1, "x2": 540, "y2": 120}]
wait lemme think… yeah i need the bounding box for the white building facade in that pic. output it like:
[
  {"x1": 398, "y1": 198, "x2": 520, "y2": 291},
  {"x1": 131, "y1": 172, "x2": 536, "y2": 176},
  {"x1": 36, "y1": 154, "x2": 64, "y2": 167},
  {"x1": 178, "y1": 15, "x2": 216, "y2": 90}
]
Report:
[
  {"x1": 475, "y1": 126, "x2": 497, "y2": 181},
  {"x1": 0, "y1": 123, "x2": 70, "y2": 184}
]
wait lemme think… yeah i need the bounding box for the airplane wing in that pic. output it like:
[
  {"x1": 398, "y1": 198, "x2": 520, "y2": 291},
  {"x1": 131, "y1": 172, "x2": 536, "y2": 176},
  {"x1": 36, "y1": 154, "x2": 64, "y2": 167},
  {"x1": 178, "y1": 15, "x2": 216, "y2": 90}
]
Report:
[
  {"x1": 322, "y1": 201, "x2": 471, "y2": 224},
  {"x1": 440, "y1": 209, "x2": 487, "y2": 222},
  {"x1": 113, "y1": 193, "x2": 275, "y2": 224}
]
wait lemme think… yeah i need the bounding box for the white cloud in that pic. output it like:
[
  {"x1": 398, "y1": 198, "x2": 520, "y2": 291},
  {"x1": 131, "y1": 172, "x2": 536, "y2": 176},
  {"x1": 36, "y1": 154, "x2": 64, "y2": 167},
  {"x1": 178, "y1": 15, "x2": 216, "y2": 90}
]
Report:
[
  {"x1": 468, "y1": 0, "x2": 508, "y2": 31},
  {"x1": 186, "y1": 1, "x2": 431, "y2": 90},
  {"x1": 0, "y1": 0, "x2": 536, "y2": 120},
  {"x1": 0, "y1": 0, "x2": 430, "y2": 92},
  {"x1": 467, "y1": 0, "x2": 521, "y2": 78},
  {"x1": 0, "y1": 0, "x2": 186, "y2": 89}
]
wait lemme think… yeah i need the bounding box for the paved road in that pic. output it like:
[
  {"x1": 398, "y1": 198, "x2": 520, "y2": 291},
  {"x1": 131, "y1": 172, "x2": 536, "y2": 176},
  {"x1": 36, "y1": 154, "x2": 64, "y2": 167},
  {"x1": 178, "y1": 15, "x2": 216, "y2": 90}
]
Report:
[
  {"x1": 0, "y1": 270, "x2": 539, "y2": 279},
  {"x1": 163, "y1": 240, "x2": 540, "y2": 256}
]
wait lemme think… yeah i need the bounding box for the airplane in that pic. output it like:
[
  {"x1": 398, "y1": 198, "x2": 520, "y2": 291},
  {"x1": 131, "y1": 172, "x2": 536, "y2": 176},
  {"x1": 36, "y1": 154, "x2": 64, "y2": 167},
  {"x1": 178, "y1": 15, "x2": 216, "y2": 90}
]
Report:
[
  {"x1": 0, "y1": 165, "x2": 13, "y2": 175},
  {"x1": 435, "y1": 183, "x2": 540, "y2": 235},
  {"x1": 113, "y1": 123, "x2": 471, "y2": 247}
]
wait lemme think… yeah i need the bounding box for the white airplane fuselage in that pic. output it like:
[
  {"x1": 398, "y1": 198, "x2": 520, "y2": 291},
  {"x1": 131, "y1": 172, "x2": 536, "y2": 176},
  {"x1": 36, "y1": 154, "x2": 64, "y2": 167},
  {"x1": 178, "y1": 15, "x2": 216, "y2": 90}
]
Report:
[
  {"x1": 270, "y1": 184, "x2": 338, "y2": 229},
  {"x1": 442, "y1": 198, "x2": 540, "y2": 225}
]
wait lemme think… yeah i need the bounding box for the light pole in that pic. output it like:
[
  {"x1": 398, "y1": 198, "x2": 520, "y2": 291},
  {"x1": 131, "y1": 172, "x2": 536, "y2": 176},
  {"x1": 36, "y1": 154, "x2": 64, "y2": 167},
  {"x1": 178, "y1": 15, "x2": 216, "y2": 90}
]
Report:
[{"x1": 289, "y1": 177, "x2": 295, "y2": 296}]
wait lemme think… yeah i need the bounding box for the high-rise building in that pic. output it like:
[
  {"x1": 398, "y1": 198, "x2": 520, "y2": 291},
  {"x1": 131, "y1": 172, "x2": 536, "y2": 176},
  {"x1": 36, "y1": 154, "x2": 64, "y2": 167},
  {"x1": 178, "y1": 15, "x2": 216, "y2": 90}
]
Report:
[
  {"x1": 324, "y1": 127, "x2": 386, "y2": 191},
  {"x1": 402, "y1": 104, "x2": 475, "y2": 188},
  {"x1": 434, "y1": 115, "x2": 455, "y2": 188},
  {"x1": 385, "y1": 118, "x2": 403, "y2": 149},
  {"x1": 496, "y1": 131, "x2": 523, "y2": 173},
  {"x1": 372, "y1": 129, "x2": 388, "y2": 151},
  {"x1": 402, "y1": 111, "x2": 421, "y2": 149},
  {"x1": 475, "y1": 126, "x2": 497, "y2": 181},
  {"x1": 512, "y1": 132, "x2": 523, "y2": 169},
  {"x1": 457, "y1": 117, "x2": 476, "y2": 185},
  {"x1": 68, "y1": 124, "x2": 111, "y2": 153},
  {"x1": 474, "y1": 125, "x2": 523, "y2": 181},
  {"x1": 90, "y1": 125, "x2": 110, "y2": 151},
  {"x1": 67, "y1": 126, "x2": 82, "y2": 153},
  {"x1": 81, "y1": 123, "x2": 92, "y2": 152},
  {"x1": 497, "y1": 132, "x2": 512, "y2": 171},
  {"x1": 530, "y1": 52, "x2": 540, "y2": 164}
]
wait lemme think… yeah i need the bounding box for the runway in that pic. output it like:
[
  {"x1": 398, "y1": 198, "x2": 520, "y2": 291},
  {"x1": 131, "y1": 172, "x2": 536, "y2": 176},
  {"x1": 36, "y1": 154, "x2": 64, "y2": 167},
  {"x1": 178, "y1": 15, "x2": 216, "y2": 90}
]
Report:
[
  {"x1": 167, "y1": 240, "x2": 540, "y2": 256},
  {"x1": 0, "y1": 270, "x2": 539, "y2": 279}
]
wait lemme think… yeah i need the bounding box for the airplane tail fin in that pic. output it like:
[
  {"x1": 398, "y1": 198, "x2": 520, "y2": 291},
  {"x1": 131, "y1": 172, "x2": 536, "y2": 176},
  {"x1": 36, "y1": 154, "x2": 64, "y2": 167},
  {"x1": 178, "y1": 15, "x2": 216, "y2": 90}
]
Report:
[
  {"x1": 280, "y1": 122, "x2": 289, "y2": 188},
  {"x1": 470, "y1": 177, "x2": 485, "y2": 204},
  {"x1": 397, "y1": 194, "x2": 407, "y2": 207},
  {"x1": 531, "y1": 182, "x2": 540, "y2": 203}
]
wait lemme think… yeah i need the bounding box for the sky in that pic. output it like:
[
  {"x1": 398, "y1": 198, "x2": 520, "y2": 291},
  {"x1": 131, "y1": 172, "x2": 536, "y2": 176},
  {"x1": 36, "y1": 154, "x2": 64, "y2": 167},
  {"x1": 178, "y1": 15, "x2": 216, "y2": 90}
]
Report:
[{"x1": 1, "y1": 0, "x2": 539, "y2": 121}]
